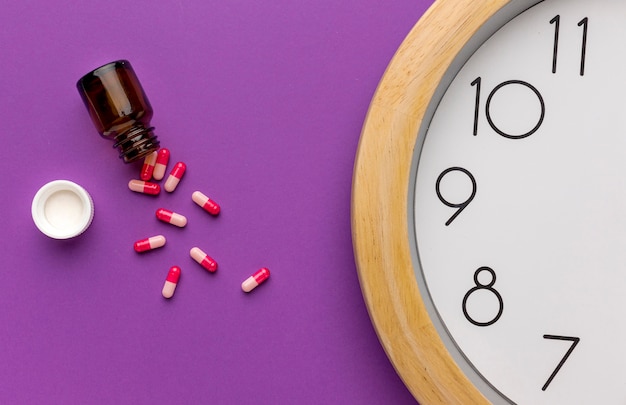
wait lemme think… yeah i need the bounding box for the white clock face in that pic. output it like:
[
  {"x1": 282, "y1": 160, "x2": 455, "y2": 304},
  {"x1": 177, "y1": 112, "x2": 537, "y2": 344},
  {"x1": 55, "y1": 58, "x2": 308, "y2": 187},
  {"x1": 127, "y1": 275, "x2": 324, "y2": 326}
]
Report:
[{"x1": 412, "y1": 0, "x2": 626, "y2": 403}]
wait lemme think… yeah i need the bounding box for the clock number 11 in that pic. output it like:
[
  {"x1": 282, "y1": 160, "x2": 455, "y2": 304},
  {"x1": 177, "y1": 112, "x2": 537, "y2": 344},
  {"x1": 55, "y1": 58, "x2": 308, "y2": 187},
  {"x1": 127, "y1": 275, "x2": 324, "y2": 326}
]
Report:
[{"x1": 550, "y1": 15, "x2": 589, "y2": 76}]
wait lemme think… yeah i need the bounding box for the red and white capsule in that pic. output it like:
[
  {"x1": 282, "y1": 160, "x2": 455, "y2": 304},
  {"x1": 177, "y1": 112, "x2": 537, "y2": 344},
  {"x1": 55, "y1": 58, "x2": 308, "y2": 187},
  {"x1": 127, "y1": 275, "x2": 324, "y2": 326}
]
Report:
[
  {"x1": 152, "y1": 148, "x2": 170, "y2": 181},
  {"x1": 128, "y1": 179, "x2": 160, "y2": 195},
  {"x1": 140, "y1": 151, "x2": 158, "y2": 181},
  {"x1": 162, "y1": 266, "x2": 181, "y2": 299},
  {"x1": 241, "y1": 268, "x2": 270, "y2": 292},
  {"x1": 164, "y1": 162, "x2": 186, "y2": 193},
  {"x1": 134, "y1": 235, "x2": 166, "y2": 252},
  {"x1": 156, "y1": 208, "x2": 187, "y2": 227},
  {"x1": 190, "y1": 247, "x2": 218, "y2": 272},
  {"x1": 192, "y1": 191, "x2": 220, "y2": 216}
]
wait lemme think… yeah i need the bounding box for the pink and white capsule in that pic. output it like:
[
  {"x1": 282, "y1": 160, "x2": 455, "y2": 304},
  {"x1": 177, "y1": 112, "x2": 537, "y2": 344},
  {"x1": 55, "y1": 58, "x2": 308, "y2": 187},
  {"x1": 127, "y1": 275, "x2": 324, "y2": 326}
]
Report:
[
  {"x1": 128, "y1": 179, "x2": 160, "y2": 195},
  {"x1": 164, "y1": 162, "x2": 186, "y2": 192},
  {"x1": 241, "y1": 268, "x2": 270, "y2": 292},
  {"x1": 134, "y1": 235, "x2": 166, "y2": 252},
  {"x1": 156, "y1": 208, "x2": 187, "y2": 227},
  {"x1": 162, "y1": 266, "x2": 181, "y2": 299},
  {"x1": 192, "y1": 191, "x2": 220, "y2": 216},
  {"x1": 152, "y1": 148, "x2": 170, "y2": 181},
  {"x1": 140, "y1": 151, "x2": 158, "y2": 181},
  {"x1": 190, "y1": 247, "x2": 217, "y2": 272}
]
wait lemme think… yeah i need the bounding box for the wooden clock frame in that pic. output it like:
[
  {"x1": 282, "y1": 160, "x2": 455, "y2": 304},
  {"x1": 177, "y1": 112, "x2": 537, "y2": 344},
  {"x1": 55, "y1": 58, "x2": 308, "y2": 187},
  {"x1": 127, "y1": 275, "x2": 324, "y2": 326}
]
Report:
[{"x1": 351, "y1": 0, "x2": 519, "y2": 403}]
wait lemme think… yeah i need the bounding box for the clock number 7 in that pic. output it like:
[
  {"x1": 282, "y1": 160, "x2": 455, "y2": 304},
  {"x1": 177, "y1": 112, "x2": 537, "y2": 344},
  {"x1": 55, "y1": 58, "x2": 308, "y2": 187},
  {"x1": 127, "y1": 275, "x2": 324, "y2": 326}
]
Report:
[
  {"x1": 542, "y1": 335, "x2": 581, "y2": 391},
  {"x1": 435, "y1": 167, "x2": 476, "y2": 226},
  {"x1": 550, "y1": 15, "x2": 589, "y2": 76}
]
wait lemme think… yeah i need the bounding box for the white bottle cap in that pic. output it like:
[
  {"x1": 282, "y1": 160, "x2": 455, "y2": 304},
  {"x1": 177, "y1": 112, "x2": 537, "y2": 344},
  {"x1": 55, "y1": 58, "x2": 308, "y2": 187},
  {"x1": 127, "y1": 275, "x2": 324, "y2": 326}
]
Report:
[{"x1": 31, "y1": 180, "x2": 95, "y2": 239}]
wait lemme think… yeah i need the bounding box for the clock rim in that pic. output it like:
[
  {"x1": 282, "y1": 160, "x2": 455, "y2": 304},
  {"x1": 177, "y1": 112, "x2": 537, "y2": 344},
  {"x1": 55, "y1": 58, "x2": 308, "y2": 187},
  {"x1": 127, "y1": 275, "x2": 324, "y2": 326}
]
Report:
[{"x1": 351, "y1": 0, "x2": 513, "y2": 403}]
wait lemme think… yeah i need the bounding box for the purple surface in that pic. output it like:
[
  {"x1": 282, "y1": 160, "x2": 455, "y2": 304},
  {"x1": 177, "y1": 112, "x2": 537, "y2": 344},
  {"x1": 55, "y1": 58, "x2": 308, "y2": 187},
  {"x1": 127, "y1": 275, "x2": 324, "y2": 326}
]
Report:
[{"x1": 0, "y1": 1, "x2": 434, "y2": 403}]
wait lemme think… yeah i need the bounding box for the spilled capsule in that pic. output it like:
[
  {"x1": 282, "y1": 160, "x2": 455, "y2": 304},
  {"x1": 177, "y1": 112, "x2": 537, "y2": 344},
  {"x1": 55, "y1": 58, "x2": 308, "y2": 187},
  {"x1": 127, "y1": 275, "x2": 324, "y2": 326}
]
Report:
[
  {"x1": 152, "y1": 148, "x2": 170, "y2": 181},
  {"x1": 190, "y1": 247, "x2": 217, "y2": 272},
  {"x1": 128, "y1": 179, "x2": 160, "y2": 195},
  {"x1": 242, "y1": 268, "x2": 270, "y2": 293},
  {"x1": 192, "y1": 191, "x2": 220, "y2": 216},
  {"x1": 156, "y1": 208, "x2": 187, "y2": 228},
  {"x1": 140, "y1": 151, "x2": 157, "y2": 181},
  {"x1": 164, "y1": 162, "x2": 186, "y2": 193},
  {"x1": 162, "y1": 266, "x2": 181, "y2": 299},
  {"x1": 133, "y1": 235, "x2": 166, "y2": 252}
]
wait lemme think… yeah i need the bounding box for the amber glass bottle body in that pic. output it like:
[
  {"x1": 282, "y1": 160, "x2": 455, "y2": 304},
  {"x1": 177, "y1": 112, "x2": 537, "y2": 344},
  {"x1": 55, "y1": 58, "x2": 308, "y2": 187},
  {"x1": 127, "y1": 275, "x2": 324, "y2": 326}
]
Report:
[{"x1": 77, "y1": 60, "x2": 159, "y2": 163}]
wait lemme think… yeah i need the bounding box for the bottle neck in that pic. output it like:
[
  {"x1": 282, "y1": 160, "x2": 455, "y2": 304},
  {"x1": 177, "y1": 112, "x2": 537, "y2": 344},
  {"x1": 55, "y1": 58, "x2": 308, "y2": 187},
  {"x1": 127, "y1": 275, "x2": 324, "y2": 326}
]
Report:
[{"x1": 113, "y1": 123, "x2": 160, "y2": 163}]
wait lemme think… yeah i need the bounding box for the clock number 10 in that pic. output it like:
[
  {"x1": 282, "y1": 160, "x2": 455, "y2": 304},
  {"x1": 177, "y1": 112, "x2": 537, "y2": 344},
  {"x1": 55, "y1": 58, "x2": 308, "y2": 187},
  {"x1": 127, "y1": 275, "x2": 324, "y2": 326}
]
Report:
[{"x1": 471, "y1": 78, "x2": 545, "y2": 139}]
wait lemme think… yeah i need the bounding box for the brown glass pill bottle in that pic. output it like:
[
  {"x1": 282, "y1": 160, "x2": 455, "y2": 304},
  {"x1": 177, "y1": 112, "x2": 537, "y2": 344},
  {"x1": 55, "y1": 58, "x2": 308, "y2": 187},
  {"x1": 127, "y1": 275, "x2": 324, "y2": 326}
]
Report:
[{"x1": 77, "y1": 60, "x2": 160, "y2": 163}]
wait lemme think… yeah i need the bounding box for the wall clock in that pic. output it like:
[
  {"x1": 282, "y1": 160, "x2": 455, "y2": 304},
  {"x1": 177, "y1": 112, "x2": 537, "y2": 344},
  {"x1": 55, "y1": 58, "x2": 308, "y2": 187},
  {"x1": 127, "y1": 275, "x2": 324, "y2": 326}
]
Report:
[{"x1": 351, "y1": 0, "x2": 626, "y2": 404}]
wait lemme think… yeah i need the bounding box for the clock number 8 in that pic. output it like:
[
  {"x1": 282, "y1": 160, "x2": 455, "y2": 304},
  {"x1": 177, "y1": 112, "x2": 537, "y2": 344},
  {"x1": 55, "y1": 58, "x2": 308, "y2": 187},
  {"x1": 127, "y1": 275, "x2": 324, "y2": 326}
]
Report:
[
  {"x1": 462, "y1": 267, "x2": 504, "y2": 327},
  {"x1": 436, "y1": 167, "x2": 476, "y2": 226}
]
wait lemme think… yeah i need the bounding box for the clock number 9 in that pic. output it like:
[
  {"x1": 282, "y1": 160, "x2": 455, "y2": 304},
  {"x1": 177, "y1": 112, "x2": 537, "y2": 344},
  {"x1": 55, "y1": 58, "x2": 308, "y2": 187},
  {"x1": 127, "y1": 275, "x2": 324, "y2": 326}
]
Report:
[
  {"x1": 435, "y1": 167, "x2": 476, "y2": 226},
  {"x1": 471, "y1": 77, "x2": 545, "y2": 139},
  {"x1": 462, "y1": 267, "x2": 504, "y2": 327}
]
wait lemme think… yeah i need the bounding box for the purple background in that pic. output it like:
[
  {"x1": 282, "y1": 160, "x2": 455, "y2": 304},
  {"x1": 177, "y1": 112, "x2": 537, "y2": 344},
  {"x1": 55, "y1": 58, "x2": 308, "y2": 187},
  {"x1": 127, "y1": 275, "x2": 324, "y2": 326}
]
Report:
[{"x1": 0, "y1": 1, "x2": 434, "y2": 403}]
